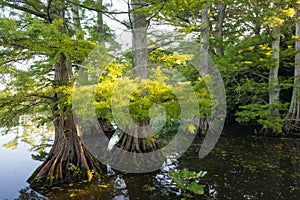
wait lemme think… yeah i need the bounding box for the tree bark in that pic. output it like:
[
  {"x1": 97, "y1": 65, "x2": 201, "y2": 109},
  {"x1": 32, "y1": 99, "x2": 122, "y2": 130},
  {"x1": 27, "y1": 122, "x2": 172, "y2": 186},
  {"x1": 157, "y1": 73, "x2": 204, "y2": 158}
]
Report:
[
  {"x1": 283, "y1": 3, "x2": 300, "y2": 134},
  {"x1": 259, "y1": 24, "x2": 282, "y2": 135},
  {"x1": 215, "y1": 2, "x2": 226, "y2": 56},
  {"x1": 95, "y1": 0, "x2": 116, "y2": 137},
  {"x1": 27, "y1": 2, "x2": 104, "y2": 187},
  {"x1": 28, "y1": 53, "x2": 104, "y2": 186},
  {"x1": 195, "y1": 2, "x2": 210, "y2": 134},
  {"x1": 71, "y1": 0, "x2": 83, "y2": 40},
  {"x1": 97, "y1": 0, "x2": 105, "y2": 44},
  {"x1": 269, "y1": 25, "x2": 280, "y2": 114},
  {"x1": 132, "y1": 0, "x2": 148, "y2": 80},
  {"x1": 201, "y1": 3, "x2": 209, "y2": 54},
  {"x1": 108, "y1": 0, "x2": 162, "y2": 169}
]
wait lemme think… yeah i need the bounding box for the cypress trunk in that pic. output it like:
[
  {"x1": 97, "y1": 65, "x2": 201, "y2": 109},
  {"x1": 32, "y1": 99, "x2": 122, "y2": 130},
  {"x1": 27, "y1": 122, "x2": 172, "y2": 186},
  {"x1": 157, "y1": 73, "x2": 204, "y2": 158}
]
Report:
[
  {"x1": 195, "y1": 2, "x2": 210, "y2": 134},
  {"x1": 108, "y1": 0, "x2": 162, "y2": 169},
  {"x1": 283, "y1": 4, "x2": 300, "y2": 134},
  {"x1": 259, "y1": 25, "x2": 282, "y2": 135},
  {"x1": 215, "y1": 2, "x2": 226, "y2": 56},
  {"x1": 27, "y1": 5, "x2": 105, "y2": 185},
  {"x1": 28, "y1": 53, "x2": 104, "y2": 187}
]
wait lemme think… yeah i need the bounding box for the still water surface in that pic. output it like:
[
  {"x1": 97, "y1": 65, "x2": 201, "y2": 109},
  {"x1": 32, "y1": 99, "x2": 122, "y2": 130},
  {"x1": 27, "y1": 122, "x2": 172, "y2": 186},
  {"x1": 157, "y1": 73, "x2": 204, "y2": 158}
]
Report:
[
  {"x1": 0, "y1": 133, "x2": 41, "y2": 199},
  {"x1": 1, "y1": 129, "x2": 300, "y2": 199}
]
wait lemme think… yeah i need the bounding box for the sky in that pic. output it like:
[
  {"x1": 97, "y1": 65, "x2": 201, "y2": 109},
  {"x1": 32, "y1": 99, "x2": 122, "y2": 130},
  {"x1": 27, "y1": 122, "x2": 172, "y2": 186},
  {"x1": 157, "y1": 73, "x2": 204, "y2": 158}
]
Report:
[
  {"x1": 103, "y1": 0, "x2": 132, "y2": 50},
  {"x1": 102, "y1": 0, "x2": 176, "y2": 51}
]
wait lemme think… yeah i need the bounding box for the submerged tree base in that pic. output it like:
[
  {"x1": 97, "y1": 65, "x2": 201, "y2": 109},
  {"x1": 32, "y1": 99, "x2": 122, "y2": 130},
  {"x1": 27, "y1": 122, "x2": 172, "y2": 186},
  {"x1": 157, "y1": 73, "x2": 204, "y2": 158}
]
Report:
[
  {"x1": 258, "y1": 127, "x2": 283, "y2": 137},
  {"x1": 27, "y1": 131, "x2": 105, "y2": 187},
  {"x1": 283, "y1": 119, "x2": 300, "y2": 135},
  {"x1": 197, "y1": 117, "x2": 210, "y2": 134},
  {"x1": 106, "y1": 126, "x2": 165, "y2": 172}
]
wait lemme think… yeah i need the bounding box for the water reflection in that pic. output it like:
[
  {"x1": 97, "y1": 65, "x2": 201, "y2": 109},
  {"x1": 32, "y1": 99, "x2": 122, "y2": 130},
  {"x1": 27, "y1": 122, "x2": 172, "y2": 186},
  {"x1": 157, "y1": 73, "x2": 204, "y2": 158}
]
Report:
[
  {"x1": 0, "y1": 136, "x2": 42, "y2": 200},
  {"x1": 179, "y1": 135, "x2": 300, "y2": 200},
  {"x1": 0, "y1": 119, "x2": 54, "y2": 200},
  {"x1": 155, "y1": 154, "x2": 180, "y2": 195},
  {"x1": 15, "y1": 187, "x2": 47, "y2": 200},
  {"x1": 1, "y1": 126, "x2": 300, "y2": 199}
]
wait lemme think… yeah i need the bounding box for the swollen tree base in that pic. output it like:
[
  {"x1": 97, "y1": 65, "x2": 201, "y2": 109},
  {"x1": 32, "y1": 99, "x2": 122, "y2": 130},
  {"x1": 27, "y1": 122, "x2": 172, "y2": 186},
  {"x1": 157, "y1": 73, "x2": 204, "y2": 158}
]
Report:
[
  {"x1": 258, "y1": 127, "x2": 282, "y2": 137},
  {"x1": 283, "y1": 90, "x2": 300, "y2": 135},
  {"x1": 106, "y1": 126, "x2": 164, "y2": 171},
  {"x1": 195, "y1": 117, "x2": 210, "y2": 134},
  {"x1": 283, "y1": 119, "x2": 300, "y2": 135},
  {"x1": 27, "y1": 131, "x2": 105, "y2": 187}
]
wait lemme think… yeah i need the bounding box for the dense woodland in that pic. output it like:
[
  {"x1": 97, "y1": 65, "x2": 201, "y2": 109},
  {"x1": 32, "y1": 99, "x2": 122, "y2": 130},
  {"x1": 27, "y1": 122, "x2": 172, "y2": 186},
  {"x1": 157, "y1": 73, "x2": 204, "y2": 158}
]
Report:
[{"x1": 0, "y1": 0, "x2": 300, "y2": 188}]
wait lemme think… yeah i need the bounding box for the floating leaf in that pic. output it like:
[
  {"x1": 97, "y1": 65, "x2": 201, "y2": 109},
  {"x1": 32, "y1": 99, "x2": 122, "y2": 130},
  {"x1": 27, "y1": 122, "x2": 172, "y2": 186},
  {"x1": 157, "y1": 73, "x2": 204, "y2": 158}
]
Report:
[
  {"x1": 186, "y1": 181, "x2": 204, "y2": 195},
  {"x1": 172, "y1": 176, "x2": 186, "y2": 188},
  {"x1": 69, "y1": 193, "x2": 76, "y2": 197},
  {"x1": 98, "y1": 184, "x2": 109, "y2": 188},
  {"x1": 178, "y1": 168, "x2": 196, "y2": 179}
]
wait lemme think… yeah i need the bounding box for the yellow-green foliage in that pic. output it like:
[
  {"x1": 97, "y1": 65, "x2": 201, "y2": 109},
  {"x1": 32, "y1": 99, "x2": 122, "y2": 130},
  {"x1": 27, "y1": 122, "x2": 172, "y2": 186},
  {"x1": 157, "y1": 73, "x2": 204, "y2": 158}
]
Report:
[
  {"x1": 94, "y1": 50, "x2": 212, "y2": 133},
  {"x1": 193, "y1": 75, "x2": 212, "y2": 118},
  {"x1": 95, "y1": 68, "x2": 181, "y2": 123}
]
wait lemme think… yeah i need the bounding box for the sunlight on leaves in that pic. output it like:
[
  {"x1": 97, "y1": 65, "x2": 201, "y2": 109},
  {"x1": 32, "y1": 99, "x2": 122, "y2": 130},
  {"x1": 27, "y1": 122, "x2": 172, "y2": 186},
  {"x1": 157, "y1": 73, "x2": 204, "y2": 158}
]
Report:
[{"x1": 2, "y1": 137, "x2": 18, "y2": 149}]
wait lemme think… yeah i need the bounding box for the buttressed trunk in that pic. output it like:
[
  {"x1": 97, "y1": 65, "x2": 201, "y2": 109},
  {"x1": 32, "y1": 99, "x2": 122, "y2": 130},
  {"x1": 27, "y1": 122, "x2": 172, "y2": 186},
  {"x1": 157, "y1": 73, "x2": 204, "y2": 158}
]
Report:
[
  {"x1": 27, "y1": 7, "x2": 104, "y2": 186},
  {"x1": 27, "y1": 53, "x2": 104, "y2": 187},
  {"x1": 108, "y1": 0, "x2": 163, "y2": 169},
  {"x1": 283, "y1": 3, "x2": 300, "y2": 134}
]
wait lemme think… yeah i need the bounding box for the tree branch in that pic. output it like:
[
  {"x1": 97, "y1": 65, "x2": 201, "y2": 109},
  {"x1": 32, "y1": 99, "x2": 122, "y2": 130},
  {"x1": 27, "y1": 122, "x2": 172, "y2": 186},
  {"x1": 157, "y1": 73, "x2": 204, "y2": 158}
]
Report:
[
  {"x1": 148, "y1": 1, "x2": 167, "y2": 22},
  {"x1": 47, "y1": 0, "x2": 53, "y2": 22},
  {"x1": 1, "y1": 1, "x2": 48, "y2": 19},
  {"x1": 148, "y1": 41, "x2": 173, "y2": 52},
  {"x1": 67, "y1": 0, "x2": 129, "y2": 14}
]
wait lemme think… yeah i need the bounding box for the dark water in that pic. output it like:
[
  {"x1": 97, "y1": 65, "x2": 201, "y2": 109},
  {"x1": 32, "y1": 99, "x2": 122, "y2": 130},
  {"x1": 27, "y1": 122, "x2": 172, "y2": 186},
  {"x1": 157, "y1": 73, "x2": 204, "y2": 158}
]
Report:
[{"x1": 1, "y1": 130, "x2": 300, "y2": 200}]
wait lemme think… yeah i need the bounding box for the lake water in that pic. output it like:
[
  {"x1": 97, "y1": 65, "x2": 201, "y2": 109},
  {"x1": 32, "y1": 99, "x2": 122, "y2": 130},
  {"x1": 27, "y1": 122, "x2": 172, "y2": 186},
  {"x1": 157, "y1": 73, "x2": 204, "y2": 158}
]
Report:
[
  {"x1": 0, "y1": 133, "x2": 41, "y2": 200},
  {"x1": 1, "y1": 128, "x2": 300, "y2": 199}
]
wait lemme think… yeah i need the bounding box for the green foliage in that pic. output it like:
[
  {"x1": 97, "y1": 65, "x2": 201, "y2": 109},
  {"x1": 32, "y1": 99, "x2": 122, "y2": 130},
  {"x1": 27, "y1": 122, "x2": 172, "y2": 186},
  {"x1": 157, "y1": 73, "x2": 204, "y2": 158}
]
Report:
[
  {"x1": 2, "y1": 137, "x2": 18, "y2": 149},
  {"x1": 0, "y1": 9, "x2": 96, "y2": 129},
  {"x1": 236, "y1": 103, "x2": 289, "y2": 134},
  {"x1": 169, "y1": 168, "x2": 207, "y2": 198},
  {"x1": 142, "y1": 184, "x2": 154, "y2": 192},
  {"x1": 216, "y1": 28, "x2": 294, "y2": 133},
  {"x1": 160, "y1": 0, "x2": 207, "y2": 33},
  {"x1": 94, "y1": 49, "x2": 211, "y2": 133},
  {"x1": 68, "y1": 163, "x2": 82, "y2": 175},
  {"x1": 31, "y1": 150, "x2": 48, "y2": 162}
]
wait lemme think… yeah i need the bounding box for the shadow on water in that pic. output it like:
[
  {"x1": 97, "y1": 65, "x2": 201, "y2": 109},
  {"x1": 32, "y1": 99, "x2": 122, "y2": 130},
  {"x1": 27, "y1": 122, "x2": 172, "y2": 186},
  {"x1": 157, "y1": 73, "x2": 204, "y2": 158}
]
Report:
[{"x1": 2, "y1": 127, "x2": 300, "y2": 200}]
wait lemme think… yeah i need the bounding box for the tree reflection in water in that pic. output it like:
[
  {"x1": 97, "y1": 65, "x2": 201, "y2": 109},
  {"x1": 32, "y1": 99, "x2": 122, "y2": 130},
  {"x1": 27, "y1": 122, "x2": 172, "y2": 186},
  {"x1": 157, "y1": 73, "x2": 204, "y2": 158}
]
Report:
[
  {"x1": 2, "y1": 115, "x2": 54, "y2": 161},
  {"x1": 16, "y1": 187, "x2": 47, "y2": 200},
  {"x1": 3, "y1": 124, "x2": 300, "y2": 200}
]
